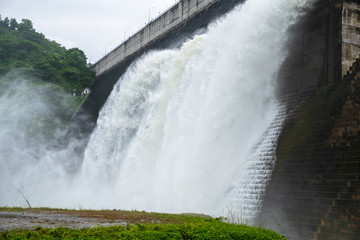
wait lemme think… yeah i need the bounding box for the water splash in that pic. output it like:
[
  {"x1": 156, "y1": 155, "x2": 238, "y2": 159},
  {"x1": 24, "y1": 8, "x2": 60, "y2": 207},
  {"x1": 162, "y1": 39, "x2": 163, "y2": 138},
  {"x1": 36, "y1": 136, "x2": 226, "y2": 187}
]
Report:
[
  {"x1": 0, "y1": 0, "x2": 313, "y2": 220},
  {"x1": 78, "y1": 0, "x2": 313, "y2": 216}
]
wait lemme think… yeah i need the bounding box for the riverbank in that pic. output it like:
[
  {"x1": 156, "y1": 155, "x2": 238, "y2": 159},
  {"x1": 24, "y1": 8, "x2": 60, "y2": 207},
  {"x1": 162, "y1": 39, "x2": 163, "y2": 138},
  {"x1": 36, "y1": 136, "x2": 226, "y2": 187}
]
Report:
[{"x1": 0, "y1": 207, "x2": 285, "y2": 239}]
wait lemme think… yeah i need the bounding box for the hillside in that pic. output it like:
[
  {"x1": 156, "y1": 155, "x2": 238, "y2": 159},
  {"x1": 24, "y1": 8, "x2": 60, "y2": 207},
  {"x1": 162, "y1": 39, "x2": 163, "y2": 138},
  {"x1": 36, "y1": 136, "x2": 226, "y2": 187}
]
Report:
[{"x1": 0, "y1": 15, "x2": 95, "y2": 121}]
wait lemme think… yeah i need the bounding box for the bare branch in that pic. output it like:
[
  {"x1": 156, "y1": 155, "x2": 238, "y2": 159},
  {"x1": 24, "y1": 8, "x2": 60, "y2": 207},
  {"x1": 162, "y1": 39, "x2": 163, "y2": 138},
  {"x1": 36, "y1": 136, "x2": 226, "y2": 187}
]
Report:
[{"x1": 16, "y1": 186, "x2": 32, "y2": 208}]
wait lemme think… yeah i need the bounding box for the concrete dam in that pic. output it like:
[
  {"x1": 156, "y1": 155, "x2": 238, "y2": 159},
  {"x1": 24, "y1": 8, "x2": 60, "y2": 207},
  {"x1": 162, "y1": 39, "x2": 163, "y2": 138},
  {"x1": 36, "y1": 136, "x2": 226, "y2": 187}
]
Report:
[
  {"x1": 79, "y1": 0, "x2": 245, "y2": 126},
  {"x1": 77, "y1": 0, "x2": 360, "y2": 239}
]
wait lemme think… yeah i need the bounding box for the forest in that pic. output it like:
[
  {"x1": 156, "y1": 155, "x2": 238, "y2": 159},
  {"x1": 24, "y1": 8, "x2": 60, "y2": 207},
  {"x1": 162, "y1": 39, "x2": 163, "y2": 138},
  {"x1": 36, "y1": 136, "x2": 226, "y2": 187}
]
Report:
[{"x1": 0, "y1": 15, "x2": 95, "y2": 121}]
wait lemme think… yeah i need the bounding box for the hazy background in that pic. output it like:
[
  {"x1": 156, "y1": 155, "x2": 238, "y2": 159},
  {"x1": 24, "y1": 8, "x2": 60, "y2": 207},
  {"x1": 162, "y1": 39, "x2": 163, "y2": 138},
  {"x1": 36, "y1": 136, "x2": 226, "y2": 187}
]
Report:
[{"x1": 0, "y1": 0, "x2": 178, "y2": 63}]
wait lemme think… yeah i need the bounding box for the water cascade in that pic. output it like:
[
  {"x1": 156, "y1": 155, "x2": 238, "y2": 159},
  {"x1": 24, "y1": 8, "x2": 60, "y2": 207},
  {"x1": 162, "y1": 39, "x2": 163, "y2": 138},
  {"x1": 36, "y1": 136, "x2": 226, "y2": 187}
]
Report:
[
  {"x1": 78, "y1": 0, "x2": 313, "y2": 216},
  {"x1": 0, "y1": 0, "x2": 313, "y2": 222}
]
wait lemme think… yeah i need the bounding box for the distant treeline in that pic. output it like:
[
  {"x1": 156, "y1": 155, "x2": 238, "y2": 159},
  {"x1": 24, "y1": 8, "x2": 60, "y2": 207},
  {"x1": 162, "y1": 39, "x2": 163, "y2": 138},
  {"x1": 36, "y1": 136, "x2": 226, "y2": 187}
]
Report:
[{"x1": 0, "y1": 16, "x2": 94, "y2": 92}]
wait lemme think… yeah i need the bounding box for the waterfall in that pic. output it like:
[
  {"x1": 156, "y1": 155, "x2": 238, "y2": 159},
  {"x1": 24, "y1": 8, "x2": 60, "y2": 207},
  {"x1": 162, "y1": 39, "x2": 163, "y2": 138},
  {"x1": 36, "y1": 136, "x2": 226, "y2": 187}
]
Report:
[
  {"x1": 78, "y1": 0, "x2": 313, "y2": 217},
  {"x1": 0, "y1": 0, "x2": 313, "y2": 221},
  {"x1": 225, "y1": 100, "x2": 287, "y2": 223}
]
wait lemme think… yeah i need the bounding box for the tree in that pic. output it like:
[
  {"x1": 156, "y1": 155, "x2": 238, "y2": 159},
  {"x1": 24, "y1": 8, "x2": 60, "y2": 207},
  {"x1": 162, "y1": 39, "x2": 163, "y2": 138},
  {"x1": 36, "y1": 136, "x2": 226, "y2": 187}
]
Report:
[
  {"x1": 0, "y1": 15, "x2": 95, "y2": 92},
  {"x1": 3, "y1": 17, "x2": 10, "y2": 28},
  {"x1": 9, "y1": 18, "x2": 18, "y2": 30},
  {"x1": 18, "y1": 19, "x2": 34, "y2": 32},
  {"x1": 66, "y1": 48, "x2": 87, "y2": 69}
]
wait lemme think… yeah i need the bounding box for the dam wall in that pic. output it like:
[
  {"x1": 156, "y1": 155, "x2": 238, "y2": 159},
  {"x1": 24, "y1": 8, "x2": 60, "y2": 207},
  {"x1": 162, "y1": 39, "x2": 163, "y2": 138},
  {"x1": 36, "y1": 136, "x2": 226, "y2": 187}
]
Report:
[
  {"x1": 76, "y1": 0, "x2": 243, "y2": 129},
  {"x1": 258, "y1": 59, "x2": 360, "y2": 240},
  {"x1": 87, "y1": 0, "x2": 360, "y2": 122},
  {"x1": 278, "y1": 0, "x2": 360, "y2": 95},
  {"x1": 342, "y1": 1, "x2": 360, "y2": 76},
  {"x1": 88, "y1": 0, "x2": 360, "y2": 114},
  {"x1": 92, "y1": 0, "x2": 360, "y2": 111},
  {"x1": 76, "y1": 1, "x2": 360, "y2": 239},
  {"x1": 257, "y1": 1, "x2": 360, "y2": 239},
  {"x1": 92, "y1": 0, "x2": 231, "y2": 78}
]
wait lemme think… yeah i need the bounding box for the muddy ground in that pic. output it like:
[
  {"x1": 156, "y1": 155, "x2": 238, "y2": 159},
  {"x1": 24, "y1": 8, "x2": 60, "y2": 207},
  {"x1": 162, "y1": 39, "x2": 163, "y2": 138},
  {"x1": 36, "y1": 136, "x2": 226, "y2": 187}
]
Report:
[{"x1": 0, "y1": 208, "x2": 186, "y2": 232}]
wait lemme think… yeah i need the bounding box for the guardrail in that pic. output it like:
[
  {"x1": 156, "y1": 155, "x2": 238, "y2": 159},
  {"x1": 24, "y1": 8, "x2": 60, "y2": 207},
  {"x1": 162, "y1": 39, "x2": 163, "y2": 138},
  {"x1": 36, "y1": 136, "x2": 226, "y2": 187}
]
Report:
[{"x1": 92, "y1": 0, "x2": 219, "y2": 77}]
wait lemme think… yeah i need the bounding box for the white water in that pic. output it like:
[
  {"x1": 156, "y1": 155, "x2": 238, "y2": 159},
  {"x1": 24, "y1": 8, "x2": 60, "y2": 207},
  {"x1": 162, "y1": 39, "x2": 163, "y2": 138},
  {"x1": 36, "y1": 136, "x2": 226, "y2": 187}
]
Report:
[{"x1": 0, "y1": 0, "x2": 312, "y2": 219}]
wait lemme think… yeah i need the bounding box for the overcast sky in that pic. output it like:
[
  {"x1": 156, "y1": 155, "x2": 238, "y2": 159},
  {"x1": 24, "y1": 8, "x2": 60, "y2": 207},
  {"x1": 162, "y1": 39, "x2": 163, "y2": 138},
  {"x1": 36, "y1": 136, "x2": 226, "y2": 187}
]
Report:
[{"x1": 0, "y1": 0, "x2": 178, "y2": 63}]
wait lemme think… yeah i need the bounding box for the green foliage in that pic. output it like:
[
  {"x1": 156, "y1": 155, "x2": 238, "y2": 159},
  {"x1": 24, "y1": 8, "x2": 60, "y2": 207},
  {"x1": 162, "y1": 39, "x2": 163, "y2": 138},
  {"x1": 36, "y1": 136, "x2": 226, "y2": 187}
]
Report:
[
  {"x1": 0, "y1": 16, "x2": 95, "y2": 123},
  {"x1": 0, "y1": 208, "x2": 286, "y2": 239},
  {"x1": 0, "y1": 221, "x2": 285, "y2": 240},
  {"x1": 0, "y1": 16, "x2": 95, "y2": 92}
]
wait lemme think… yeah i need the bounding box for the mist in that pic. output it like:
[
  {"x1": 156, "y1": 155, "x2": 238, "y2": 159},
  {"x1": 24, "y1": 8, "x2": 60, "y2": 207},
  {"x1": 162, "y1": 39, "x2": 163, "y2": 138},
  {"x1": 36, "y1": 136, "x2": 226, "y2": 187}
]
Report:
[{"x1": 0, "y1": 72, "x2": 85, "y2": 207}]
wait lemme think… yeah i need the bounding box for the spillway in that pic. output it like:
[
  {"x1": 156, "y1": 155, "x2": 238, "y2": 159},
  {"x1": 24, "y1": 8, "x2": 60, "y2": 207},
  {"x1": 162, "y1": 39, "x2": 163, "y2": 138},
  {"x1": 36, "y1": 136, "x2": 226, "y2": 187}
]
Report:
[
  {"x1": 77, "y1": 0, "x2": 313, "y2": 218},
  {"x1": 0, "y1": 0, "x2": 313, "y2": 223}
]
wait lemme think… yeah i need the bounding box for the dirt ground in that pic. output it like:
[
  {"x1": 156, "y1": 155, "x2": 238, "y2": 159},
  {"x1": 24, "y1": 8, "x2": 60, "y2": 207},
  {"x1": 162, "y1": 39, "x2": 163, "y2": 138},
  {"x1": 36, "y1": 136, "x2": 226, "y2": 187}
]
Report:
[{"x1": 0, "y1": 208, "x2": 179, "y2": 232}]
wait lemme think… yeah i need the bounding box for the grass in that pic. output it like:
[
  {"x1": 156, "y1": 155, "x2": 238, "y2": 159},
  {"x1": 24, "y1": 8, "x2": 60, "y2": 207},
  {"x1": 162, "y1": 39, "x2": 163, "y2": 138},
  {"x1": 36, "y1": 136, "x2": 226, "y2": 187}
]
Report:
[
  {"x1": 0, "y1": 207, "x2": 286, "y2": 239},
  {"x1": 0, "y1": 222, "x2": 285, "y2": 240},
  {"x1": 0, "y1": 207, "x2": 211, "y2": 224}
]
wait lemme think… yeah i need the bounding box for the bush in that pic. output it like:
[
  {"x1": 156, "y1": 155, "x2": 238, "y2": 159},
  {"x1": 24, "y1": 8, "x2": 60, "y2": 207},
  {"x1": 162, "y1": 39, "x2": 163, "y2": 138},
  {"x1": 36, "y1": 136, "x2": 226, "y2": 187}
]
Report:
[{"x1": 0, "y1": 220, "x2": 286, "y2": 240}]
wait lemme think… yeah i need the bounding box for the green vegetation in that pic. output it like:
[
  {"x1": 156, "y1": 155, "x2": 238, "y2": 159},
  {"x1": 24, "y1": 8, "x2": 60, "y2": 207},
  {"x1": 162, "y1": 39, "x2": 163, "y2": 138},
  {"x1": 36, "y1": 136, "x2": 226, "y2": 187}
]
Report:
[
  {"x1": 0, "y1": 224, "x2": 285, "y2": 240},
  {"x1": 0, "y1": 16, "x2": 94, "y2": 91},
  {"x1": 0, "y1": 207, "x2": 212, "y2": 223},
  {"x1": 0, "y1": 15, "x2": 95, "y2": 121},
  {"x1": 0, "y1": 208, "x2": 285, "y2": 239},
  {"x1": 0, "y1": 207, "x2": 25, "y2": 212},
  {"x1": 0, "y1": 221, "x2": 284, "y2": 240}
]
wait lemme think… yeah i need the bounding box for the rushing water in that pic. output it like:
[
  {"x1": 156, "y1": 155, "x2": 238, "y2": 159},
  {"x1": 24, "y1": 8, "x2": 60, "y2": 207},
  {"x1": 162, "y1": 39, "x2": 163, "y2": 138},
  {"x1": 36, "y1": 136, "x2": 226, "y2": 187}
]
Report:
[{"x1": 0, "y1": 0, "x2": 312, "y2": 221}]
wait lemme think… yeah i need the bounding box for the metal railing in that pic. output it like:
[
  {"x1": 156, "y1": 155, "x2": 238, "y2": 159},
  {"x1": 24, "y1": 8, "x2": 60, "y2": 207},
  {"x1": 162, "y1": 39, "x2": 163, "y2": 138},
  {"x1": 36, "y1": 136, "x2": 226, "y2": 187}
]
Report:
[{"x1": 92, "y1": 0, "x2": 183, "y2": 66}]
